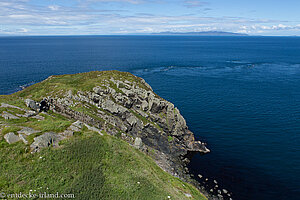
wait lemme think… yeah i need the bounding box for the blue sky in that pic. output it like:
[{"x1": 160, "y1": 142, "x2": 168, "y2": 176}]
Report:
[{"x1": 0, "y1": 0, "x2": 300, "y2": 36}]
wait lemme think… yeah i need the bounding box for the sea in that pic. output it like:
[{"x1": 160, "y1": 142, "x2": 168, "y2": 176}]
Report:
[{"x1": 0, "y1": 36, "x2": 299, "y2": 200}]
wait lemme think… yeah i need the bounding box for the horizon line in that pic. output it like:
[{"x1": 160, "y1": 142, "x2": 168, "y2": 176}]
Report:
[{"x1": 0, "y1": 34, "x2": 299, "y2": 37}]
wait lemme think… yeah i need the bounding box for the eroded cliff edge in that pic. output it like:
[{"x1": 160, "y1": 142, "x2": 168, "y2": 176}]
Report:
[
  {"x1": 1, "y1": 70, "x2": 211, "y2": 197},
  {"x1": 45, "y1": 71, "x2": 210, "y2": 179}
]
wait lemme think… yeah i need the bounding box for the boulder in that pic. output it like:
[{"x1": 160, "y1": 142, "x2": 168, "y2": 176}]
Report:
[
  {"x1": 69, "y1": 124, "x2": 81, "y2": 132},
  {"x1": 184, "y1": 193, "x2": 192, "y2": 198},
  {"x1": 19, "y1": 134, "x2": 28, "y2": 144},
  {"x1": 4, "y1": 132, "x2": 20, "y2": 144},
  {"x1": 1, "y1": 103, "x2": 24, "y2": 110},
  {"x1": 85, "y1": 124, "x2": 103, "y2": 135},
  {"x1": 1, "y1": 111, "x2": 19, "y2": 120},
  {"x1": 222, "y1": 189, "x2": 228, "y2": 194},
  {"x1": 120, "y1": 88, "x2": 135, "y2": 97},
  {"x1": 66, "y1": 90, "x2": 73, "y2": 99},
  {"x1": 60, "y1": 130, "x2": 74, "y2": 138},
  {"x1": 134, "y1": 137, "x2": 143, "y2": 149},
  {"x1": 101, "y1": 99, "x2": 127, "y2": 115},
  {"x1": 140, "y1": 78, "x2": 153, "y2": 91},
  {"x1": 93, "y1": 86, "x2": 109, "y2": 95},
  {"x1": 40, "y1": 99, "x2": 49, "y2": 112},
  {"x1": 72, "y1": 120, "x2": 84, "y2": 129},
  {"x1": 30, "y1": 132, "x2": 62, "y2": 153},
  {"x1": 127, "y1": 115, "x2": 137, "y2": 127},
  {"x1": 141, "y1": 101, "x2": 149, "y2": 111},
  {"x1": 31, "y1": 115, "x2": 45, "y2": 120},
  {"x1": 18, "y1": 127, "x2": 39, "y2": 136},
  {"x1": 16, "y1": 110, "x2": 37, "y2": 118},
  {"x1": 25, "y1": 99, "x2": 39, "y2": 111}
]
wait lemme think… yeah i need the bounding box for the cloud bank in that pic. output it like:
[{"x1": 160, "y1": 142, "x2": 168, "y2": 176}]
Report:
[{"x1": 0, "y1": 0, "x2": 299, "y2": 36}]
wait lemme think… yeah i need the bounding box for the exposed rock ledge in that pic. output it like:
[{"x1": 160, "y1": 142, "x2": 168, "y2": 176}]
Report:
[{"x1": 22, "y1": 71, "x2": 211, "y2": 196}]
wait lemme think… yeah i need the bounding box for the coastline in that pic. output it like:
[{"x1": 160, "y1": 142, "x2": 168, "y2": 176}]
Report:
[{"x1": 1, "y1": 71, "x2": 215, "y2": 199}]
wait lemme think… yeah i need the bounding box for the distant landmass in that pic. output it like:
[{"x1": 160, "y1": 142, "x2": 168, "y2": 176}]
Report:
[{"x1": 152, "y1": 31, "x2": 248, "y2": 36}]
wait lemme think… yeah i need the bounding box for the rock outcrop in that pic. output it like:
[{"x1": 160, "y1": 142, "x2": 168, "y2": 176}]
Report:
[
  {"x1": 1, "y1": 111, "x2": 19, "y2": 120},
  {"x1": 4, "y1": 132, "x2": 21, "y2": 144},
  {"x1": 27, "y1": 73, "x2": 210, "y2": 180},
  {"x1": 30, "y1": 132, "x2": 62, "y2": 153},
  {"x1": 0, "y1": 71, "x2": 216, "y2": 199},
  {"x1": 17, "y1": 127, "x2": 39, "y2": 135}
]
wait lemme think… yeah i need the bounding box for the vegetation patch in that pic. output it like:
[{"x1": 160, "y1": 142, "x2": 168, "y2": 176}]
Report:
[{"x1": 0, "y1": 133, "x2": 206, "y2": 200}]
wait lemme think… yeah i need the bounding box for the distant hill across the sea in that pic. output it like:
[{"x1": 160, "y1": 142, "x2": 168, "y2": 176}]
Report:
[{"x1": 151, "y1": 31, "x2": 248, "y2": 36}]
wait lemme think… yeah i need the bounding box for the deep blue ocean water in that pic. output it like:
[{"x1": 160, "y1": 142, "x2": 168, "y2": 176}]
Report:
[{"x1": 0, "y1": 36, "x2": 299, "y2": 200}]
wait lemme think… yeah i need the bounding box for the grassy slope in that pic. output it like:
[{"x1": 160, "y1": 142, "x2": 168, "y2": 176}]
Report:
[
  {"x1": 0, "y1": 132, "x2": 206, "y2": 200},
  {"x1": 16, "y1": 70, "x2": 152, "y2": 101},
  {"x1": 0, "y1": 71, "x2": 207, "y2": 200}
]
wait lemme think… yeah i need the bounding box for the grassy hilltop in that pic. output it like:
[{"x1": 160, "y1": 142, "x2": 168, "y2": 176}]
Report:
[{"x1": 0, "y1": 71, "x2": 207, "y2": 200}]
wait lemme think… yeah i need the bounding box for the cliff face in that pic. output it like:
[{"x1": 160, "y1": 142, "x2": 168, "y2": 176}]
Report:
[
  {"x1": 41, "y1": 72, "x2": 209, "y2": 179},
  {"x1": 3, "y1": 70, "x2": 209, "y2": 183}
]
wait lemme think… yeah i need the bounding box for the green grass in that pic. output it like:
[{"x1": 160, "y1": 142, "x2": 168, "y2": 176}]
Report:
[
  {"x1": 0, "y1": 132, "x2": 206, "y2": 200},
  {"x1": 0, "y1": 126, "x2": 21, "y2": 135},
  {"x1": 130, "y1": 110, "x2": 149, "y2": 125},
  {"x1": 16, "y1": 71, "x2": 153, "y2": 101},
  {"x1": 0, "y1": 70, "x2": 207, "y2": 200},
  {"x1": 24, "y1": 111, "x2": 72, "y2": 133}
]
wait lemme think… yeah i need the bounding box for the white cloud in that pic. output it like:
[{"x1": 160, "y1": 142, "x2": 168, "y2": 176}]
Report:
[
  {"x1": 0, "y1": 0, "x2": 299, "y2": 35},
  {"x1": 184, "y1": 0, "x2": 208, "y2": 8},
  {"x1": 18, "y1": 28, "x2": 29, "y2": 33},
  {"x1": 48, "y1": 5, "x2": 60, "y2": 11}
]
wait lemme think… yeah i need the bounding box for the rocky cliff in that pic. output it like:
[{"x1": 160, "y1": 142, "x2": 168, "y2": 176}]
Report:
[
  {"x1": 50, "y1": 72, "x2": 209, "y2": 178},
  {"x1": 0, "y1": 71, "x2": 212, "y2": 199}
]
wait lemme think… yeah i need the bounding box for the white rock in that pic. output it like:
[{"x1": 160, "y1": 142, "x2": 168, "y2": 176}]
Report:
[
  {"x1": 4, "y1": 132, "x2": 21, "y2": 144},
  {"x1": 184, "y1": 193, "x2": 192, "y2": 198},
  {"x1": 1, "y1": 111, "x2": 19, "y2": 120},
  {"x1": 134, "y1": 137, "x2": 143, "y2": 149},
  {"x1": 222, "y1": 189, "x2": 228, "y2": 194},
  {"x1": 19, "y1": 134, "x2": 28, "y2": 144},
  {"x1": 18, "y1": 127, "x2": 39, "y2": 136}
]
